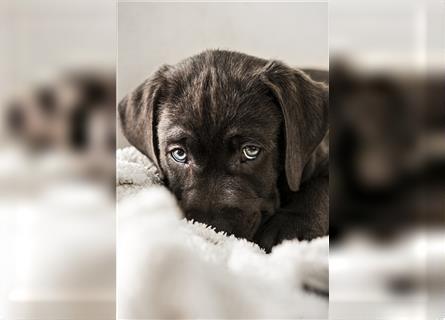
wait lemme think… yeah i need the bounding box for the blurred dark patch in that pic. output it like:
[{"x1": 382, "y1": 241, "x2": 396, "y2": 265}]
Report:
[
  {"x1": 35, "y1": 87, "x2": 57, "y2": 116},
  {"x1": 7, "y1": 103, "x2": 25, "y2": 133},
  {"x1": 67, "y1": 71, "x2": 116, "y2": 106},
  {"x1": 388, "y1": 274, "x2": 421, "y2": 295},
  {"x1": 3, "y1": 70, "x2": 116, "y2": 185},
  {"x1": 70, "y1": 104, "x2": 89, "y2": 150},
  {"x1": 330, "y1": 59, "x2": 445, "y2": 241}
]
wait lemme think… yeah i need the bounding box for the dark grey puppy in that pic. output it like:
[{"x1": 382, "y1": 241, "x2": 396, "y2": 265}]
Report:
[{"x1": 119, "y1": 50, "x2": 329, "y2": 252}]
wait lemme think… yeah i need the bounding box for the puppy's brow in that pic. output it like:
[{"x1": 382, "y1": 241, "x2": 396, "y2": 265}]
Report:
[
  {"x1": 164, "y1": 126, "x2": 192, "y2": 142},
  {"x1": 225, "y1": 128, "x2": 275, "y2": 151},
  {"x1": 225, "y1": 127, "x2": 264, "y2": 140}
]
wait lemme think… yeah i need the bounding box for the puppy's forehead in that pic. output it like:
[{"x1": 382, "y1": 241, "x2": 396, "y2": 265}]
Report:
[{"x1": 159, "y1": 52, "x2": 281, "y2": 136}]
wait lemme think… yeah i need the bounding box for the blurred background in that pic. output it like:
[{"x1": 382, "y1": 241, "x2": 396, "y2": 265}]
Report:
[
  {"x1": 0, "y1": 0, "x2": 116, "y2": 319},
  {"x1": 330, "y1": 0, "x2": 445, "y2": 319}
]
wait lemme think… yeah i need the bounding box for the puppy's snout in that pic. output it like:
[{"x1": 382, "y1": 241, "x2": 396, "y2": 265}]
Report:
[{"x1": 179, "y1": 180, "x2": 267, "y2": 240}]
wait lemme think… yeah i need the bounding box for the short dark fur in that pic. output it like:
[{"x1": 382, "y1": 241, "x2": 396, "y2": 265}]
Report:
[{"x1": 119, "y1": 50, "x2": 329, "y2": 252}]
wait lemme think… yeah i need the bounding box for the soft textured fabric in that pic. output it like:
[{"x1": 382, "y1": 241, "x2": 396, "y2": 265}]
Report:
[{"x1": 117, "y1": 147, "x2": 328, "y2": 319}]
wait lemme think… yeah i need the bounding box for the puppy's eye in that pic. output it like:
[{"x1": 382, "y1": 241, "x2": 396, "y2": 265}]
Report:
[
  {"x1": 170, "y1": 148, "x2": 188, "y2": 163},
  {"x1": 242, "y1": 145, "x2": 261, "y2": 160}
]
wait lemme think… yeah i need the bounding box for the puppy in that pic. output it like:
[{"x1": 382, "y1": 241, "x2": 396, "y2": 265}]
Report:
[{"x1": 119, "y1": 50, "x2": 329, "y2": 252}]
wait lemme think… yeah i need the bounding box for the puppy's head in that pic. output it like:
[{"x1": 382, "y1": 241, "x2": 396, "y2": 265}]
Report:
[{"x1": 119, "y1": 50, "x2": 327, "y2": 241}]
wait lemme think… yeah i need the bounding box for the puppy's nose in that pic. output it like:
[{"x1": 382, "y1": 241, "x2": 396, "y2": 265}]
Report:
[{"x1": 7, "y1": 106, "x2": 25, "y2": 133}]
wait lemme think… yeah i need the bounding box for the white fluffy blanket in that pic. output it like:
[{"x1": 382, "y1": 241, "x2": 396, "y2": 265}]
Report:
[{"x1": 117, "y1": 147, "x2": 329, "y2": 319}]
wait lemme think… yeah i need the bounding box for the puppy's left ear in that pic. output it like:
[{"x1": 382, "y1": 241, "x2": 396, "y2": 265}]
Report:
[
  {"x1": 118, "y1": 65, "x2": 171, "y2": 177},
  {"x1": 261, "y1": 61, "x2": 328, "y2": 192}
]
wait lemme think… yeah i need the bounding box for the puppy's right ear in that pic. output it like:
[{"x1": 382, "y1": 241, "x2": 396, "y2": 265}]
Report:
[
  {"x1": 118, "y1": 65, "x2": 170, "y2": 174},
  {"x1": 261, "y1": 61, "x2": 328, "y2": 192}
]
